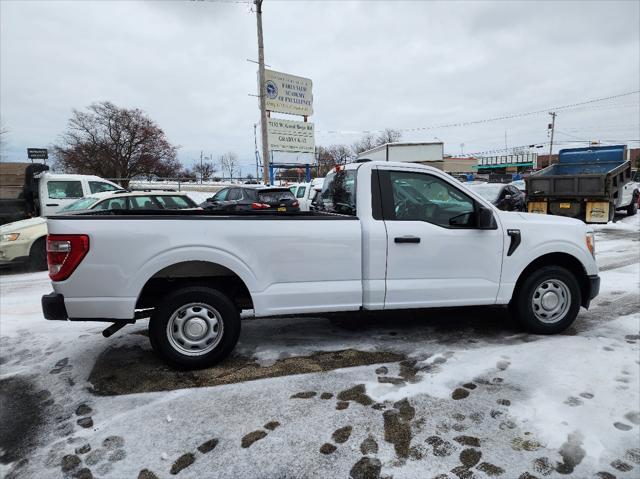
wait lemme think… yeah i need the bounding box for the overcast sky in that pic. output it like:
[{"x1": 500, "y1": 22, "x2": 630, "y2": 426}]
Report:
[{"x1": 1, "y1": 0, "x2": 639, "y2": 173}]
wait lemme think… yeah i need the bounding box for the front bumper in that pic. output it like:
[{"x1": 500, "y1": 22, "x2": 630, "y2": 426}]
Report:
[
  {"x1": 588, "y1": 274, "x2": 600, "y2": 300},
  {"x1": 0, "y1": 239, "x2": 31, "y2": 264},
  {"x1": 582, "y1": 274, "x2": 600, "y2": 308},
  {"x1": 42, "y1": 293, "x2": 69, "y2": 321}
]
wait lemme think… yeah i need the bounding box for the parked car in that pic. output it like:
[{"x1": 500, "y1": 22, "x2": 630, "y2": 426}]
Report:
[
  {"x1": 43, "y1": 160, "x2": 599, "y2": 369},
  {"x1": 200, "y1": 186, "x2": 299, "y2": 212},
  {"x1": 0, "y1": 191, "x2": 197, "y2": 270},
  {"x1": 467, "y1": 183, "x2": 526, "y2": 212},
  {"x1": 290, "y1": 178, "x2": 325, "y2": 211}
]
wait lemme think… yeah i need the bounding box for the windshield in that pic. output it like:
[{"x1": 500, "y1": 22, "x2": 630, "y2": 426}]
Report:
[
  {"x1": 60, "y1": 197, "x2": 99, "y2": 211},
  {"x1": 468, "y1": 184, "x2": 503, "y2": 201}
]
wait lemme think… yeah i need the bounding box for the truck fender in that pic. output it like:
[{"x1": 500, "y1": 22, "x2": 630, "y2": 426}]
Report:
[
  {"x1": 130, "y1": 246, "x2": 260, "y2": 301},
  {"x1": 497, "y1": 240, "x2": 594, "y2": 304}
]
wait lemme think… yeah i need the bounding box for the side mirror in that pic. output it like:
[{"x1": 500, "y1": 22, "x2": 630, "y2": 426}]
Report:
[{"x1": 477, "y1": 205, "x2": 497, "y2": 229}]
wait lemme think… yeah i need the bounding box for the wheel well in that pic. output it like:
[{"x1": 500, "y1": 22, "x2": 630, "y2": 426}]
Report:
[
  {"x1": 513, "y1": 253, "x2": 590, "y2": 307},
  {"x1": 136, "y1": 260, "x2": 253, "y2": 311},
  {"x1": 29, "y1": 236, "x2": 46, "y2": 255}
]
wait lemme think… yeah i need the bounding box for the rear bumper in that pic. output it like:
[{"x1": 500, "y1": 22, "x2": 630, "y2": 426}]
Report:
[
  {"x1": 42, "y1": 293, "x2": 69, "y2": 321},
  {"x1": 42, "y1": 292, "x2": 139, "y2": 322}
]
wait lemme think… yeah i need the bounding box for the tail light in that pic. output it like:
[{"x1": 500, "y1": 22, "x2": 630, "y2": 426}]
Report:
[
  {"x1": 47, "y1": 234, "x2": 90, "y2": 281},
  {"x1": 292, "y1": 201, "x2": 299, "y2": 207},
  {"x1": 251, "y1": 202, "x2": 270, "y2": 210}
]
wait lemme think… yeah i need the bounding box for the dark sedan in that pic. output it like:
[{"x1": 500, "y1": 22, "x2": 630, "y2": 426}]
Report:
[
  {"x1": 200, "y1": 186, "x2": 300, "y2": 212},
  {"x1": 467, "y1": 183, "x2": 526, "y2": 212}
]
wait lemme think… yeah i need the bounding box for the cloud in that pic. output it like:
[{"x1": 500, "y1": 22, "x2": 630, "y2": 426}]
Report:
[{"x1": 1, "y1": 0, "x2": 638, "y2": 172}]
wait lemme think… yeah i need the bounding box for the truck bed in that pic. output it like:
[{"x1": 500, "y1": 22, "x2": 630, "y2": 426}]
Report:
[{"x1": 46, "y1": 210, "x2": 363, "y2": 319}]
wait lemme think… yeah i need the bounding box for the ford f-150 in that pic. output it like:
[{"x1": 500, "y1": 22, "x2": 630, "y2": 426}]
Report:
[{"x1": 42, "y1": 161, "x2": 600, "y2": 369}]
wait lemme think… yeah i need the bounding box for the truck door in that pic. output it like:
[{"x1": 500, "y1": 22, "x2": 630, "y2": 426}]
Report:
[{"x1": 378, "y1": 167, "x2": 504, "y2": 308}]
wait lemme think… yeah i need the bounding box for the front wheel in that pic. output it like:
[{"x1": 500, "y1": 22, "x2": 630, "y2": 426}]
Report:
[
  {"x1": 510, "y1": 266, "x2": 581, "y2": 334},
  {"x1": 148, "y1": 286, "x2": 241, "y2": 369}
]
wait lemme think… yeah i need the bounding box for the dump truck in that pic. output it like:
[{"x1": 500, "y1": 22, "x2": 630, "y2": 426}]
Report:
[{"x1": 525, "y1": 145, "x2": 638, "y2": 223}]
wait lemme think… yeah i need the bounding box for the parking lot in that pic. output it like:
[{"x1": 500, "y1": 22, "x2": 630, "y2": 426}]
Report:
[{"x1": 0, "y1": 214, "x2": 637, "y2": 479}]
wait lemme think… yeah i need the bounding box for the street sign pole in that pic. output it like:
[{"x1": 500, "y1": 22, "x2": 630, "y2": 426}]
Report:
[{"x1": 255, "y1": 0, "x2": 270, "y2": 185}]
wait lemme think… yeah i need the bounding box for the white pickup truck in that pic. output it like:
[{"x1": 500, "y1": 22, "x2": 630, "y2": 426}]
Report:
[{"x1": 42, "y1": 161, "x2": 600, "y2": 368}]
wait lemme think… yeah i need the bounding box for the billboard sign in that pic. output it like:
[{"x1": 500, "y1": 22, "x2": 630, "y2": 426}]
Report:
[
  {"x1": 263, "y1": 69, "x2": 313, "y2": 116},
  {"x1": 27, "y1": 148, "x2": 48, "y2": 160},
  {"x1": 267, "y1": 118, "x2": 315, "y2": 154}
]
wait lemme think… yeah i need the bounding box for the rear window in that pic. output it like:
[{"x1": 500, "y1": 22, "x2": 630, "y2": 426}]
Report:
[
  {"x1": 258, "y1": 190, "x2": 296, "y2": 203},
  {"x1": 47, "y1": 181, "x2": 83, "y2": 199},
  {"x1": 315, "y1": 170, "x2": 357, "y2": 215},
  {"x1": 154, "y1": 196, "x2": 195, "y2": 209}
]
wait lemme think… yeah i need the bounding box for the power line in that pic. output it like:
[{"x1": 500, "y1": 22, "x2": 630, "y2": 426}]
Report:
[{"x1": 318, "y1": 90, "x2": 640, "y2": 136}]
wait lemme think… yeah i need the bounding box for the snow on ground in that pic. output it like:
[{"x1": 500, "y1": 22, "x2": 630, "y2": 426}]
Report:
[{"x1": 0, "y1": 215, "x2": 638, "y2": 479}]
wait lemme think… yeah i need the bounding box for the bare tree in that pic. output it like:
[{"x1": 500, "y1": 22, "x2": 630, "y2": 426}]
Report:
[
  {"x1": 53, "y1": 101, "x2": 181, "y2": 187},
  {"x1": 220, "y1": 151, "x2": 239, "y2": 180},
  {"x1": 375, "y1": 128, "x2": 402, "y2": 146},
  {"x1": 193, "y1": 160, "x2": 216, "y2": 181},
  {"x1": 351, "y1": 133, "x2": 376, "y2": 156}
]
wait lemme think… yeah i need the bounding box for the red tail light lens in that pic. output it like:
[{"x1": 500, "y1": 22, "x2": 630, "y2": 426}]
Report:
[
  {"x1": 251, "y1": 202, "x2": 270, "y2": 210},
  {"x1": 47, "y1": 234, "x2": 90, "y2": 281},
  {"x1": 292, "y1": 201, "x2": 299, "y2": 207}
]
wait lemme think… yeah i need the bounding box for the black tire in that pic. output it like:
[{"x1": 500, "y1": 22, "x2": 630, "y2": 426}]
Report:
[
  {"x1": 29, "y1": 237, "x2": 48, "y2": 271},
  {"x1": 627, "y1": 194, "x2": 638, "y2": 216},
  {"x1": 510, "y1": 266, "x2": 581, "y2": 334},
  {"x1": 148, "y1": 286, "x2": 241, "y2": 369}
]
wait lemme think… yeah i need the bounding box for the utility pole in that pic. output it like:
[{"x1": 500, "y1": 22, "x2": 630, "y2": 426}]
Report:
[
  {"x1": 548, "y1": 112, "x2": 556, "y2": 161},
  {"x1": 253, "y1": 123, "x2": 260, "y2": 180},
  {"x1": 255, "y1": 0, "x2": 270, "y2": 185}
]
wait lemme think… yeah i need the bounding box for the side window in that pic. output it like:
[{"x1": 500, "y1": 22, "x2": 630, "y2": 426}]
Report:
[
  {"x1": 47, "y1": 181, "x2": 83, "y2": 199},
  {"x1": 89, "y1": 181, "x2": 121, "y2": 194},
  {"x1": 128, "y1": 196, "x2": 160, "y2": 209},
  {"x1": 155, "y1": 196, "x2": 192, "y2": 209},
  {"x1": 227, "y1": 189, "x2": 241, "y2": 201},
  {"x1": 296, "y1": 186, "x2": 306, "y2": 199},
  {"x1": 213, "y1": 189, "x2": 228, "y2": 201},
  {"x1": 93, "y1": 198, "x2": 126, "y2": 210},
  {"x1": 316, "y1": 170, "x2": 357, "y2": 216},
  {"x1": 386, "y1": 171, "x2": 475, "y2": 228}
]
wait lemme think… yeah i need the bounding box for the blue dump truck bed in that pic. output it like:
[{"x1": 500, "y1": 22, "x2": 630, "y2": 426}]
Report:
[
  {"x1": 526, "y1": 145, "x2": 633, "y2": 223},
  {"x1": 537, "y1": 145, "x2": 627, "y2": 176}
]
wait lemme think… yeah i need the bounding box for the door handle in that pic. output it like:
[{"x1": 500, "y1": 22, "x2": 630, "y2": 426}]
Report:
[
  {"x1": 46, "y1": 203, "x2": 59, "y2": 207},
  {"x1": 394, "y1": 236, "x2": 420, "y2": 244}
]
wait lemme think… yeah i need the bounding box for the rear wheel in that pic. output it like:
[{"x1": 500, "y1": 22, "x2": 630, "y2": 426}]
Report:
[
  {"x1": 29, "y1": 238, "x2": 48, "y2": 271},
  {"x1": 510, "y1": 266, "x2": 581, "y2": 334},
  {"x1": 148, "y1": 286, "x2": 241, "y2": 369}
]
